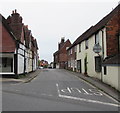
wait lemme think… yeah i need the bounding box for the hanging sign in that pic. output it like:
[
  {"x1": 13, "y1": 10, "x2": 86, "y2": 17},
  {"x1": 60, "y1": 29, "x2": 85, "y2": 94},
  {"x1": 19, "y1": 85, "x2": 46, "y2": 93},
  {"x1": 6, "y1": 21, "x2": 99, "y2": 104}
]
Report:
[{"x1": 93, "y1": 44, "x2": 102, "y2": 54}]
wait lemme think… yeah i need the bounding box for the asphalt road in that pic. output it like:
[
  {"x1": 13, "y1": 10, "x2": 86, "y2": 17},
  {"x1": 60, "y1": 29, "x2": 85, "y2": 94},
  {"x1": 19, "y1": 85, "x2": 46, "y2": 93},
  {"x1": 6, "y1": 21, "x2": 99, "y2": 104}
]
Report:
[{"x1": 2, "y1": 69, "x2": 120, "y2": 111}]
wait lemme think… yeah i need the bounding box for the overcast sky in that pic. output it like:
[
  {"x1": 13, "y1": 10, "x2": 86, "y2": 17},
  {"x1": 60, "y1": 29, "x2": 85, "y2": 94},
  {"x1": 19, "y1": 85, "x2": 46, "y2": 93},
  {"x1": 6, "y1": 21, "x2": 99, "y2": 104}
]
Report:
[{"x1": 0, "y1": 0, "x2": 119, "y2": 63}]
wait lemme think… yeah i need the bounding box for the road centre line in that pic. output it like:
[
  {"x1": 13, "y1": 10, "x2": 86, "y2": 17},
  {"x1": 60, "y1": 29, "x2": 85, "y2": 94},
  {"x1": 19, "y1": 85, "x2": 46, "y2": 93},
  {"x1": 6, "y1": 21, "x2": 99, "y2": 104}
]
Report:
[{"x1": 56, "y1": 83, "x2": 120, "y2": 107}]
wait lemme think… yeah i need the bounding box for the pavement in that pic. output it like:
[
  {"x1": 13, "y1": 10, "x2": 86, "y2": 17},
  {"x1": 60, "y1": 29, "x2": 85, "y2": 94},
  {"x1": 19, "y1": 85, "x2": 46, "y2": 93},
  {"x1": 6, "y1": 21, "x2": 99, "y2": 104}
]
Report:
[
  {"x1": 1, "y1": 69, "x2": 41, "y2": 83},
  {"x1": 1, "y1": 68, "x2": 120, "y2": 103},
  {"x1": 67, "y1": 70, "x2": 120, "y2": 103}
]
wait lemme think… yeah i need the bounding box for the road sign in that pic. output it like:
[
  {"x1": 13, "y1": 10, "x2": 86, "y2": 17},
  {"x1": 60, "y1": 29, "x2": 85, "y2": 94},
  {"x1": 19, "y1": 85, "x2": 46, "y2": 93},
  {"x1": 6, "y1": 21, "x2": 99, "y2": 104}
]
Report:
[{"x1": 93, "y1": 44, "x2": 102, "y2": 53}]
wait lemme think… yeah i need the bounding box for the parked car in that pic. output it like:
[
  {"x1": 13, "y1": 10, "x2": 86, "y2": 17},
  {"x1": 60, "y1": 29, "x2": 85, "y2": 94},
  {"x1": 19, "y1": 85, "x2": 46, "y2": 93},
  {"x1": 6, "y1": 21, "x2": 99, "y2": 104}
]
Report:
[{"x1": 39, "y1": 66, "x2": 43, "y2": 69}]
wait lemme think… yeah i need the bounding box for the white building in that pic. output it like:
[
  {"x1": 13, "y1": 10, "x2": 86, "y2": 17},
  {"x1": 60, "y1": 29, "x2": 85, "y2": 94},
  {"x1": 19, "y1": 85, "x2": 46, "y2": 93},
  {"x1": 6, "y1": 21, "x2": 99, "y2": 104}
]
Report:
[{"x1": 69, "y1": 4, "x2": 120, "y2": 91}]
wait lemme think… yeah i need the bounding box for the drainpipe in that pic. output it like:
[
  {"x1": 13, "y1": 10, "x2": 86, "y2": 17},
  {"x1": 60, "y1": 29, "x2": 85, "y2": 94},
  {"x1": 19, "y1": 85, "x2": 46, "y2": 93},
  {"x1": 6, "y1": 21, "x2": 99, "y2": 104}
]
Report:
[
  {"x1": 101, "y1": 29, "x2": 105, "y2": 82},
  {"x1": 24, "y1": 49, "x2": 26, "y2": 74}
]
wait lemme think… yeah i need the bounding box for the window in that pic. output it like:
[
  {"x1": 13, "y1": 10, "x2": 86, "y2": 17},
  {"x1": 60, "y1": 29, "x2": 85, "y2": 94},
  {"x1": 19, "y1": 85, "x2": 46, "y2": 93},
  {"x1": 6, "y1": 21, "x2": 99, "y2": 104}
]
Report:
[
  {"x1": 68, "y1": 50, "x2": 70, "y2": 55},
  {"x1": 104, "y1": 66, "x2": 107, "y2": 75},
  {"x1": 95, "y1": 56, "x2": 101, "y2": 72},
  {"x1": 85, "y1": 40, "x2": 88, "y2": 49},
  {"x1": 70, "y1": 49, "x2": 72, "y2": 54},
  {"x1": 66, "y1": 47, "x2": 69, "y2": 50},
  {"x1": 79, "y1": 43, "x2": 81, "y2": 52},
  {"x1": 75, "y1": 46, "x2": 77, "y2": 52},
  {"x1": 0, "y1": 57, "x2": 13, "y2": 72},
  {"x1": 68, "y1": 61, "x2": 70, "y2": 67},
  {"x1": 95, "y1": 32, "x2": 99, "y2": 44},
  {"x1": 77, "y1": 60, "x2": 82, "y2": 73}
]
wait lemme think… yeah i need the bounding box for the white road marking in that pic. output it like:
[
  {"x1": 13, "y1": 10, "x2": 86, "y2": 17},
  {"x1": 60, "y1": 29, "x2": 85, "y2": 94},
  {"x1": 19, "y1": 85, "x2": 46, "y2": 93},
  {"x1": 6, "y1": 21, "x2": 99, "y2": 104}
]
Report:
[
  {"x1": 82, "y1": 88, "x2": 92, "y2": 95},
  {"x1": 41, "y1": 93, "x2": 53, "y2": 97},
  {"x1": 66, "y1": 74, "x2": 119, "y2": 102},
  {"x1": 10, "y1": 83, "x2": 22, "y2": 85},
  {"x1": 56, "y1": 83, "x2": 61, "y2": 95},
  {"x1": 59, "y1": 94, "x2": 120, "y2": 107},
  {"x1": 71, "y1": 87, "x2": 82, "y2": 93},
  {"x1": 61, "y1": 87, "x2": 72, "y2": 93},
  {"x1": 56, "y1": 83, "x2": 120, "y2": 107},
  {"x1": 15, "y1": 90, "x2": 20, "y2": 92}
]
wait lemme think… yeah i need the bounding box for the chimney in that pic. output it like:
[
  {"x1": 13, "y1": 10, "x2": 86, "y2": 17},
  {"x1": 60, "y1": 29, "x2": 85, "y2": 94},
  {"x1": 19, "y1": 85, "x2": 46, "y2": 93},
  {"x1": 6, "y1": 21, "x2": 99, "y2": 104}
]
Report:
[
  {"x1": 12, "y1": 10, "x2": 14, "y2": 14},
  {"x1": 15, "y1": 9, "x2": 17, "y2": 13},
  {"x1": 25, "y1": 25, "x2": 28, "y2": 28},
  {"x1": 61, "y1": 37, "x2": 65, "y2": 43}
]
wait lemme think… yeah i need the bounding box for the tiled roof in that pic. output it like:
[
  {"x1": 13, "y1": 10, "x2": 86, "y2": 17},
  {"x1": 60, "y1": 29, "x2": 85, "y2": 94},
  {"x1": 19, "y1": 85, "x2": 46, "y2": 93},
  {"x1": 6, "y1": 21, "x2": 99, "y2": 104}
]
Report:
[
  {"x1": 0, "y1": 14, "x2": 17, "y2": 41},
  {"x1": 67, "y1": 26, "x2": 93, "y2": 50},
  {"x1": 24, "y1": 25, "x2": 31, "y2": 48},
  {"x1": 68, "y1": 4, "x2": 120, "y2": 50}
]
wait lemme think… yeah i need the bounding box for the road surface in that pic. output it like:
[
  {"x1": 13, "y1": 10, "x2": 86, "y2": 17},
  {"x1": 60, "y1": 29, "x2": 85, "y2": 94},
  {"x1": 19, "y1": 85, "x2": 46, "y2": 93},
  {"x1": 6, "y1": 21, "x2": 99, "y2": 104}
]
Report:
[{"x1": 2, "y1": 69, "x2": 120, "y2": 111}]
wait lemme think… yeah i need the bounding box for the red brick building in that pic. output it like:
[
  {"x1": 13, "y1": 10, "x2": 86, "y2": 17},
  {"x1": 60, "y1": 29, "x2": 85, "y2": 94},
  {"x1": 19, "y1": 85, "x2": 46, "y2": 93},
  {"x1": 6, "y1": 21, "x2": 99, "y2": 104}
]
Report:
[
  {"x1": 0, "y1": 10, "x2": 38, "y2": 77},
  {"x1": 0, "y1": 14, "x2": 17, "y2": 74},
  {"x1": 53, "y1": 38, "x2": 71, "y2": 69}
]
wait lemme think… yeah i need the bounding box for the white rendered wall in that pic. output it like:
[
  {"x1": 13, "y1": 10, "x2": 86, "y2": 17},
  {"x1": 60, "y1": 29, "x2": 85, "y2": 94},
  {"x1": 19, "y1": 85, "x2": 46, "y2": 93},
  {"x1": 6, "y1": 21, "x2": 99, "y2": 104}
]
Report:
[
  {"x1": 18, "y1": 44, "x2": 25, "y2": 74},
  {"x1": 18, "y1": 54, "x2": 24, "y2": 74},
  {"x1": 76, "y1": 28, "x2": 106, "y2": 79},
  {"x1": 103, "y1": 66, "x2": 120, "y2": 91}
]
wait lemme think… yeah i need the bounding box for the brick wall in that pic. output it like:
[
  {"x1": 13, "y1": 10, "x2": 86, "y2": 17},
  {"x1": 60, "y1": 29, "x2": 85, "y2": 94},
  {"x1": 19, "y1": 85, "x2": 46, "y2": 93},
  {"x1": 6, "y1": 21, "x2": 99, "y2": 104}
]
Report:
[
  {"x1": 59, "y1": 40, "x2": 71, "y2": 62},
  {"x1": 106, "y1": 11, "x2": 120, "y2": 56},
  {"x1": 59, "y1": 40, "x2": 71, "y2": 68},
  {"x1": 7, "y1": 11, "x2": 23, "y2": 42}
]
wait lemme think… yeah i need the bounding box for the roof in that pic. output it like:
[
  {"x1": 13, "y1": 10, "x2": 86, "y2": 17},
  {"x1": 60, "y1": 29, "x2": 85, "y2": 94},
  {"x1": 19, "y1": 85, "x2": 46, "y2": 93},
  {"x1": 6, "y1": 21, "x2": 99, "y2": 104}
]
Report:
[
  {"x1": 34, "y1": 39, "x2": 39, "y2": 50},
  {"x1": 68, "y1": 4, "x2": 120, "y2": 50},
  {"x1": 7, "y1": 13, "x2": 23, "y2": 41},
  {"x1": 53, "y1": 50, "x2": 59, "y2": 56},
  {"x1": 60, "y1": 39, "x2": 71, "y2": 51},
  {"x1": 68, "y1": 26, "x2": 93, "y2": 50},
  {"x1": 0, "y1": 14, "x2": 17, "y2": 41},
  {"x1": 53, "y1": 39, "x2": 71, "y2": 55},
  {"x1": 24, "y1": 25, "x2": 32, "y2": 48},
  {"x1": 103, "y1": 54, "x2": 120, "y2": 65}
]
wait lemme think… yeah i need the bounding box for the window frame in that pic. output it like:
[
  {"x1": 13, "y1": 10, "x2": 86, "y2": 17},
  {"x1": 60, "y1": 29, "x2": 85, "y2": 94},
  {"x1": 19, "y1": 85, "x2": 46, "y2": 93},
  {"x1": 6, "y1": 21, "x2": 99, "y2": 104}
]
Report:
[
  {"x1": 79, "y1": 43, "x2": 81, "y2": 52},
  {"x1": 95, "y1": 32, "x2": 99, "y2": 44},
  {"x1": 95, "y1": 56, "x2": 101, "y2": 72},
  {"x1": 104, "y1": 66, "x2": 107, "y2": 75},
  {"x1": 85, "y1": 39, "x2": 88, "y2": 49}
]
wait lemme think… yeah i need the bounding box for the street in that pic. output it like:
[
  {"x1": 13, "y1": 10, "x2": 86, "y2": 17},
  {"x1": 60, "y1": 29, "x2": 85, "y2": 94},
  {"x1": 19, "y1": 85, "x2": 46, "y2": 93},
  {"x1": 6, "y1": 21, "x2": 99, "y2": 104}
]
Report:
[{"x1": 2, "y1": 69, "x2": 120, "y2": 111}]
